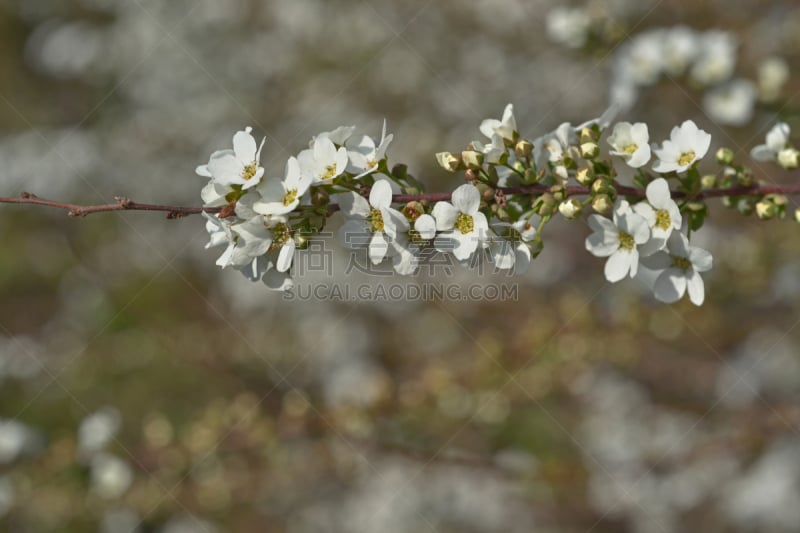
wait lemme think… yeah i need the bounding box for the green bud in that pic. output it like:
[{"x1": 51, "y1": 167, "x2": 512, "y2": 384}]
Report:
[
  {"x1": 738, "y1": 169, "x2": 754, "y2": 187},
  {"x1": 579, "y1": 126, "x2": 598, "y2": 144},
  {"x1": 580, "y1": 142, "x2": 599, "y2": 159},
  {"x1": 536, "y1": 193, "x2": 557, "y2": 215},
  {"x1": 550, "y1": 184, "x2": 566, "y2": 201},
  {"x1": 592, "y1": 194, "x2": 612, "y2": 214},
  {"x1": 558, "y1": 198, "x2": 582, "y2": 219},
  {"x1": 495, "y1": 207, "x2": 510, "y2": 221},
  {"x1": 795, "y1": 207, "x2": 800, "y2": 223},
  {"x1": 294, "y1": 233, "x2": 309, "y2": 249},
  {"x1": 576, "y1": 166, "x2": 595, "y2": 186},
  {"x1": 716, "y1": 147, "x2": 735, "y2": 165},
  {"x1": 461, "y1": 150, "x2": 484, "y2": 169},
  {"x1": 737, "y1": 197, "x2": 755, "y2": 216},
  {"x1": 513, "y1": 160, "x2": 526, "y2": 174},
  {"x1": 436, "y1": 152, "x2": 462, "y2": 173},
  {"x1": 523, "y1": 168, "x2": 539, "y2": 184},
  {"x1": 515, "y1": 140, "x2": 533, "y2": 159},
  {"x1": 756, "y1": 199, "x2": 777, "y2": 220},
  {"x1": 592, "y1": 178, "x2": 613, "y2": 195},
  {"x1": 686, "y1": 201, "x2": 706, "y2": 212},
  {"x1": 700, "y1": 175, "x2": 717, "y2": 190},
  {"x1": 767, "y1": 194, "x2": 788, "y2": 207}
]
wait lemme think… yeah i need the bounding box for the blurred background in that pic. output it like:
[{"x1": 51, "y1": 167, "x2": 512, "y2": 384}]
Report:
[{"x1": 1, "y1": 0, "x2": 800, "y2": 531}]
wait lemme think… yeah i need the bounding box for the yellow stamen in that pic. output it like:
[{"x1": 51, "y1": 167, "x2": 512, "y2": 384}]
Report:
[
  {"x1": 672, "y1": 256, "x2": 692, "y2": 270},
  {"x1": 321, "y1": 164, "x2": 338, "y2": 181},
  {"x1": 242, "y1": 163, "x2": 258, "y2": 181},
  {"x1": 678, "y1": 151, "x2": 696, "y2": 166},
  {"x1": 283, "y1": 189, "x2": 298, "y2": 207},
  {"x1": 455, "y1": 212, "x2": 474, "y2": 235},
  {"x1": 370, "y1": 209, "x2": 384, "y2": 232},
  {"x1": 618, "y1": 231, "x2": 635, "y2": 250},
  {"x1": 269, "y1": 223, "x2": 291, "y2": 251},
  {"x1": 623, "y1": 143, "x2": 638, "y2": 154},
  {"x1": 655, "y1": 209, "x2": 671, "y2": 230}
]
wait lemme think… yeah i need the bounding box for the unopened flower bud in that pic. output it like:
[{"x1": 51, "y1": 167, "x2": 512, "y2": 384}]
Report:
[
  {"x1": 778, "y1": 148, "x2": 800, "y2": 169},
  {"x1": 579, "y1": 126, "x2": 598, "y2": 144},
  {"x1": 523, "y1": 168, "x2": 539, "y2": 184},
  {"x1": 461, "y1": 150, "x2": 484, "y2": 169},
  {"x1": 738, "y1": 169, "x2": 754, "y2": 187},
  {"x1": 580, "y1": 142, "x2": 599, "y2": 159},
  {"x1": 513, "y1": 160, "x2": 526, "y2": 174},
  {"x1": 558, "y1": 198, "x2": 582, "y2": 219},
  {"x1": 592, "y1": 178, "x2": 613, "y2": 195},
  {"x1": 700, "y1": 175, "x2": 717, "y2": 190},
  {"x1": 575, "y1": 166, "x2": 595, "y2": 186},
  {"x1": 550, "y1": 184, "x2": 566, "y2": 201},
  {"x1": 436, "y1": 152, "x2": 462, "y2": 172},
  {"x1": 465, "y1": 168, "x2": 479, "y2": 183},
  {"x1": 495, "y1": 207, "x2": 510, "y2": 221},
  {"x1": 294, "y1": 233, "x2": 309, "y2": 249},
  {"x1": 715, "y1": 147, "x2": 734, "y2": 166},
  {"x1": 515, "y1": 140, "x2": 534, "y2": 159},
  {"x1": 536, "y1": 193, "x2": 557, "y2": 215},
  {"x1": 402, "y1": 201, "x2": 424, "y2": 221},
  {"x1": 767, "y1": 194, "x2": 788, "y2": 207},
  {"x1": 756, "y1": 199, "x2": 777, "y2": 220},
  {"x1": 795, "y1": 207, "x2": 800, "y2": 223},
  {"x1": 592, "y1": 194, "x2": 612, "y2": 214}
]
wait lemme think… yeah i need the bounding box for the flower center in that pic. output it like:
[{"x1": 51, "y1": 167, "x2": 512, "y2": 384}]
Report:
[
  {"x1": 623, "y1": 143, "x2": 638, "y2": 155},
  {"x1": 270, "y1": 222, "x2": 291, "y2": 249},
  {"x1": 321, "y1": 164, "x2": 338, "y2": 181},
  {"x1": 366, "y1": 158, "x2": 378, "y2": 169},
  {"x1": 672, "y1": 256, "x2": 692, "y2": 271},
  {"x1": 455, "y1": 212, "x2": 474, "y2": 234},
  {"x1": 242, "y1": 163, "x2": 258, "y2": 181},
  {"x1": 618, "y1": 231, "x2": 635, "y2": 250},
  {"x1": 678, "y1": 151, "x2": 696, "y2": 166},
  {"x1": 370, "y1": 209, "x2": 385, "y2": 233},
  {"x1": 283, "y1": 188, "x2": 298, "y2": 207},
  {"x1": 655, "y1": 209, "x2": 672, "y2": 230}
]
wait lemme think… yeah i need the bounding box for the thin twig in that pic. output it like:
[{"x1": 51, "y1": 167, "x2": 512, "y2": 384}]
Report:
[{"x1": 2, "y1": 182, "x2": 800, "y2": 219}]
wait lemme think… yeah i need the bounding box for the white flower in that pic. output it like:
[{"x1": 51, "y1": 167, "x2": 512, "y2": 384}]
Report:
[
  {"x1": 432, "y1": 184, "x2": 489, "y2": 261},
  {"x1": 196, "y1": 127, "x2": 266, "y2": 190},
  {"x1": 758, "y1": 57, "x2": 789, "y2": 102},
  {"x1": 200, "y1": 181, "x2": 233, "y2": 208},
  {"x1": 607, "y1": 122, "x2": 651, "y2": 168},
  {"x1": 346, "y1": 120, "x2": 393, "y2": 178},
  {"x1": 663, "y1": 26, "x2": 698, "y2": 76},
  {"x1": 511, "y1": 212, "x2": 541, "y2": 242},
  {"x1": 314, "y1": 125, "x2": 356, "y2": 146},
  {"x1": 338, "y1": 179, "x2": 408, "y2": 265},
  {"x1": 262, "y1": 216, "x2": 297, "y2": 273},
  {"x1": 391, "y1": 213, "x2": 437, "y2": 275},
  {"x1": 632, "y1": 178, "x2": 682, "y2": 255},
  {"x1": 751, "y1": 123, "x2": 791, "y2": 162},
  {"x1": 480, "y1": 103, "x2": 517, "y2": 143},
  {"x1": 652, "y1": 120, "x2": 711, "y2": 174},
  {"x1": 203, "y1": 213, "x2": 271, "y2": 269},
  {"x1": 642, "y1": 232, "x2": 712, "y2": 306},
  {"x1": 298, "y1": 136, "x2": 349, "y2": 184},
  {"x1": 690, "y1": 31, "x2": 737, "y2": 86},
  {"x1": 585, "y1": 204, "x2": 650, "y2": 283},
  {"x1": 703, "y1": 79, "x2": 756, "y2": 126},
  {"x1": 545, "y1": 7, "x2": 590, "y2": 49},
  {"x1": 621, "y1": 32, "x2": 665, "y2": 86},
  {"x1": 471, "y1": 133, "x2": 507, "y2": 164},
  {"x1": 252, "y1": 157, "x2": 311, "y2": 216}
]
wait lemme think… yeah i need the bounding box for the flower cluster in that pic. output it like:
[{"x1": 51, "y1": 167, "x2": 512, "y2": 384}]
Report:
[
  {"x1": 196, "y1": 101, "x2": 799, "y2": 306},
  {"x1": 589, "y1": 26, "x2": 785, "y2": 127}
]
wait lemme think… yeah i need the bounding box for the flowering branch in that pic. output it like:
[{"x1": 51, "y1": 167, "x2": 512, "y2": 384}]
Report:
[{"x1": 5, "y1": 182, "x2": 800, "y2": 219}]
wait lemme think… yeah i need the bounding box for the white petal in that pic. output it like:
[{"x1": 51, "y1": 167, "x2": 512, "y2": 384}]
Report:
[
  {"x1": 513, "y1": 243, "x2": 532, "y2": 274},
  {"x1": 654, "y1": 268, "x2": 686, "y2": 303},
  {"x1": 689, "y1": 247, "x2": 713, "y2": 272},
  {"x1": 641, "y1": 251, "x2": 672, "y2": 270},
  {"x1": 586, "y1": 232, "x2": 619, "y2": 257},
  {"x1": 628, "y1": 145, "x2": 651, "y2": 168},
  {"x1": 369, "y1": 179, "x2": 393, "y2": 209},
  {"x1": 276, "y1": 240, "x2": 296, "y2": 272},
  {"x1": 451, "y1": 184, "x2": 480, "y2": 214},
  {"x1": 646, "y1": 178, "x2": 671, "y2": 208},
  {"x1": 392, "y1": 246, "x2": 418, "y2": 276},
  {"x1": 686, "y1": 270, "x2": 705, "y2": 305},
  {"x1": 337, "y1": 192, "x2": 371, "y2": 218},
  {"x1": 432, "y1": 202, "x2": 458, "y2": 230},
  {"x1": 233, "y1": 129, "x2": 257, "y2": 163},
  {"x1": 369, "y1": 232, "x2": 388, "y2": 264},
  {"x1": 604, "y1": 250, "x2": 632, "y2": 283},
  {"x1": 452, "y1": 231, "x2": 479, "y2": 261},
  {"x1": 415, "y1": 214, "x2": 436, "y2": 240}
]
